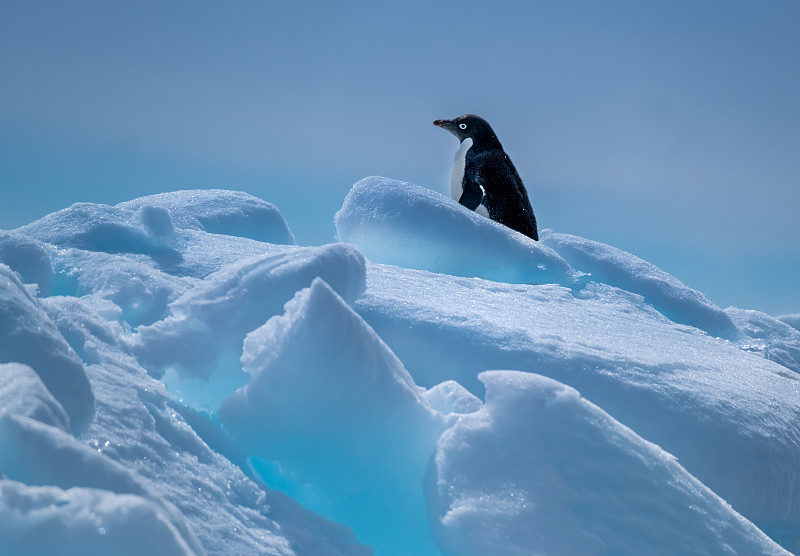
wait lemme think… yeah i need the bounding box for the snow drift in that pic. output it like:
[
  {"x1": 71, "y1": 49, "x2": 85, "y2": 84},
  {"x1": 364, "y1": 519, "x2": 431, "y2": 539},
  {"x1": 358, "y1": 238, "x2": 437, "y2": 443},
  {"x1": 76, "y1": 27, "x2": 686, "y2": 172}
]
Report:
[
  {"x1": 1, "y1": 180, "x2": 799, "y2": 555},
  {"x1": 428, "y1": 370, "x2": 786, "y2": 555},
  {"x1": 0, "y1": 265, "x2": 95, "y2": 433},
  {"x1": 335, "y1": 176, "x2": 576, "y2": 286},
  {"x1": 220, "y1": 277, "x2": 447, "y2": 555}
]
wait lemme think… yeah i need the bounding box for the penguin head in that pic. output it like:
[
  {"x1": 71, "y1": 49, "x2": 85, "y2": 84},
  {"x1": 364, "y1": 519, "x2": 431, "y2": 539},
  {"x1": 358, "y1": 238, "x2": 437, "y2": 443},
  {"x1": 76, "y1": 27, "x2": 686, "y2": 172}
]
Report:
[{"x1": 433, "y1": 114, "x2": 498, "y2": 143}]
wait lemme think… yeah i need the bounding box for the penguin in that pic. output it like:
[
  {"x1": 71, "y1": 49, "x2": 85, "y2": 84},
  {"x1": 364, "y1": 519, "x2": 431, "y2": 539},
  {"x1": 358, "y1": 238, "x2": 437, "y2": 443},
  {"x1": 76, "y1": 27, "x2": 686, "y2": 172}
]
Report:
[{"x1": 433, "y1": 114, "x2": 538, "y2": 240}]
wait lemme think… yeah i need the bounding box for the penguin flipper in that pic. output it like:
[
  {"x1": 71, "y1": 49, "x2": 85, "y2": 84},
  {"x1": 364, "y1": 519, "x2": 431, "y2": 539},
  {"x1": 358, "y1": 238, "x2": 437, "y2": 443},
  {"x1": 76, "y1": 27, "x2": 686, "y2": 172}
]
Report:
[{"x1": 458, "y1": 173, "x2": 483, "y2": 211}]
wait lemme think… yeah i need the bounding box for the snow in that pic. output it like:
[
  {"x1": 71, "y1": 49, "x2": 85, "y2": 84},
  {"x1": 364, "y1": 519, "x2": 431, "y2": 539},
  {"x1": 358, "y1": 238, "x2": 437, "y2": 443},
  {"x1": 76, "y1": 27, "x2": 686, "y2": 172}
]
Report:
[
  {"x1": 335, "y1": 176, "x2": 575, "y2": 285},
  {"x1": 540, "y1": 231, "x2": 738, "y2": 338},
  {"x1": 116, "y1": 189, "x2": 296, "y2": 246},
  {"x1": 429, "y1": 371, "x2": 787, "y2": 555},
  {"x1": 779, "y1": 313, "x2": 800, "y2": 332},
  {"x1": 353, "y1": 261, "x2": 800, "y2": 550},
  {"x1": 0, "y1": 412, "x2": 201, "y2": 554},
  {"x1": 132, "y1": 244, "x2": 365, "y2": 378},
  {"x1": 0, "y1": 232, "x2": 54, "y2": 296},
  {"x1": 429, "y1": 371, "x2": 782, "y2": 555},
  {"x1": 0, "y1": 363, "x2": 70, "y2": 432},
  {"x1": 220, "y1": 277, "x2": 446, "y2": 555},
  {"x1": 0, "y1": 264, "x2": 95, "y2": 433},
  {"x1": 1, "y1": 179, "x2": 799, "y2": 555},
  {"x1": 0, "y1": 481, "x2": 198, "y2": 556},
  {"x1": 728, "y1": 308, "x2": 800, "y2": 375}
]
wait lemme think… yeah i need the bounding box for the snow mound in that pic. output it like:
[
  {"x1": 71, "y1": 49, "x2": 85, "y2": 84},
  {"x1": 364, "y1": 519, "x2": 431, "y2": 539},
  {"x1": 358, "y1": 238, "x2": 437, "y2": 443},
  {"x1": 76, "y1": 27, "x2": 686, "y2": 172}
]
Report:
[
  {"x1": 336, "y1": 177, "x2": 737, "y2": 338},
  {"x1": 728, "y1": 307, "x2": 800, "y2": 374},
  {"x1": 49, "y1": 249, "x2": 194, "y2": 328},
  {"x1": 3, "y1": 185, "x2": 800, "y2": 554},
  {"x1": 133, "y1": 243, "x2": 366, "y2": 390},
  {"x1": 540, "y1": 231, "x2": 738, "y2": 338},
  {"x1": 0, "y1": 231, "x2": 53, "y2": 296},
  {"x1": 0, "y1": 363, "x2": 70, "y2": 432},
  {"x1": 355, "y1": 263, "x2": 800, "y2": 548},
  {"x1": 335, "y1": 176, "x2": 576, "y2": 285},
  {"x1": 15, "y1": 192, "x2": 296, "y2": 280},
  {"x1": 779, "y1": 313, "x2": 800, "y2": 332},
  {"x1": 220, "y1": 277, "x2": 447, "y2": 555},
  {"x1": 0, "y1": 481, "x2": 200, "y2": 556},
  {"x1": 117, "y1": 189, "x2": 295, "y2": 245},
  {"x1": 0, "y1": 264, "x2": 94, "y2": 433},
  {"x1": 428, "y1": 371, "x2": 789, "y2": 556},
  {"x1": 0, "y1": 413, "x2": 203, "y2": 554},
  {"x1": 422, "y1": 380, "x2": 482, "y2": 416},
  {"x1": 17, "y1": 203, "x2": 183, "y2": 270},
  {"x1": 42, "y1": 291, "x2": 369, "y2": 556}
]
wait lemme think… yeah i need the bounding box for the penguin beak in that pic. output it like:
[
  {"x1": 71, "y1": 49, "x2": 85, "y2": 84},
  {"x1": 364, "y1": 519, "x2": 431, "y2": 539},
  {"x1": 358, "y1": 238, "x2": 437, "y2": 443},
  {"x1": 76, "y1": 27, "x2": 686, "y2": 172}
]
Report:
[{"x1": 433, "y1": 119, "x2": 459, "y2": 137}]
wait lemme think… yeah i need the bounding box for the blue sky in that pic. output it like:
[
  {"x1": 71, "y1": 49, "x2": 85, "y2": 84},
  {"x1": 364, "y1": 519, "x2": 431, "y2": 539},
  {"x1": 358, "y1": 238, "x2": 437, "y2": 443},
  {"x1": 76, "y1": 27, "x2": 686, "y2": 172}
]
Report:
[{"x1": 1, "y1": 1, "x2": 798, "y2": 315}]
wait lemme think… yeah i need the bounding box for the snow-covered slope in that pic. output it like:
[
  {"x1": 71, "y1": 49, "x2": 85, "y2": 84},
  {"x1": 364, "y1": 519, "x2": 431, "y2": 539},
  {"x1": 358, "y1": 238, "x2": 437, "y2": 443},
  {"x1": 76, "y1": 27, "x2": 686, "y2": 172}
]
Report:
[{"x1": 1, "y1": 180, "x2": 798, "y2": 555}]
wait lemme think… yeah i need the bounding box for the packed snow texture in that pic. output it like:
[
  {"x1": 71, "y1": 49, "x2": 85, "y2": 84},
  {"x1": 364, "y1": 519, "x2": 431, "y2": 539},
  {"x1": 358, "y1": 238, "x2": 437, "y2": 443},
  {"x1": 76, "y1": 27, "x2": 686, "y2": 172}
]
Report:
[
  {"x1": 779, "y1": 313, "x2": 800, "y2": 329},
  {"x1": 116, "y1": 189, "x2": 296, "y2": 246},
  {"x1": 0, "y1": 481, "x2": 198, "y2": 556},
  {"x1": 0, "y1": 264, "x2": 95, "y2": 433},
  {"x1": 429, "y1": 371, "x2": 786, "y2": 555},
  {"x1": 220, "y1": 277, "x2": 447, "y2": 555},
  {"x1": 1, "y1": 182, "x2": 799, "y2": 555},
  {"x1": 335, "y1": 176, "x2": 576, "y2": 286}
]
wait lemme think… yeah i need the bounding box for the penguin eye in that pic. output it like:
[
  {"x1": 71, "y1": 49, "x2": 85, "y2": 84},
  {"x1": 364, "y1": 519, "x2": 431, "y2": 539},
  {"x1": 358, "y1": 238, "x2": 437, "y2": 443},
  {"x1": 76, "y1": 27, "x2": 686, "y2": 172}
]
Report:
[{"x1": 458, "y1": 123, "x2": 467, "y2": 130}]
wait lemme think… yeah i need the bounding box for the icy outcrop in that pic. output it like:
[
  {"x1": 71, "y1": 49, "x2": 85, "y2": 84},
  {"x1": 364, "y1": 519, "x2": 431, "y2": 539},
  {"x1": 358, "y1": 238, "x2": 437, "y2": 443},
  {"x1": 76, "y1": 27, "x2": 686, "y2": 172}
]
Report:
[
  {"x1": 428, "y1": 371, "x2": 788, "y2": 555},
  {"x1": 220, "y1": 278, "x2": 447, "y2": 555},
  {"x1": 779, "y1": 313, "x2": 800, "y2": 332},
  {"x1": 41, "y1": 288, "x2": 370, "y2": 556},
  {"x1": 356, "y1": 262, "x2": 800, "y2": 549},
  {"x1": 0, "y1": 481, "x2": 200, "y2": 556},
  {"x1": 540, "y1": 230, "x2": 738, "y2": 338},
  {"x1": 0, "y1": 363, "x2": 70, "y2": 432},
  {"x1": 117, "y1": 189, "x2": 295, "y2": 245},
  {"x1": 16, "y1": 203, "x2": 183, "y2": 269},
  {"x1": 0, "y1": 264, "x2": 94, "y2": 433},
  {"x1": 133, "y1": 243, "x2": 366, "y2": 385},
  {"x1": 0, "y1": 413, "x2": 204, "y2": 555},
  {"x1": 729, "y1": 307, "x2": 800, "y2": 374},
  {"x1": 335, "y1": 176, "x2": 576, "y2": 285},
  {"x1": 0, "y1": 231, "x2": 54, "y2": 296},
  {"x1": 3, "y1": 184, "x2": 799, "y2": 554}
]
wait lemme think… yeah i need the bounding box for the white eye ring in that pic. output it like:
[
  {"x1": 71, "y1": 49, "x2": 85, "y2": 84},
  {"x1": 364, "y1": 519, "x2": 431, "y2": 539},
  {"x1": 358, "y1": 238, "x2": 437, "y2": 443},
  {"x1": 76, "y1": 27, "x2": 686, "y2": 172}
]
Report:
[{"x1": 458, "y1": 123, "x2": 467, "y2": 130}]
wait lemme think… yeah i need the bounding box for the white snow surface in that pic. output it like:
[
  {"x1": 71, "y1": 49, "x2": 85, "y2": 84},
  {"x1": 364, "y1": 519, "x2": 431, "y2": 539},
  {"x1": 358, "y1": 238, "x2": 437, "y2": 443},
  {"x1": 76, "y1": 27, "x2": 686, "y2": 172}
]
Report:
[
  {"x1": 429, "y1": 370, "x2": 787, "y2": 556},
  {"x1": 335, "y1": 176, "x2": 576, "y2": 285},
  {"x1": 778, "y1": 313, "x2": 800, "y2": 332},
  {"x1": 1, "y1": 180, "x2": 799, "y2": 555}
]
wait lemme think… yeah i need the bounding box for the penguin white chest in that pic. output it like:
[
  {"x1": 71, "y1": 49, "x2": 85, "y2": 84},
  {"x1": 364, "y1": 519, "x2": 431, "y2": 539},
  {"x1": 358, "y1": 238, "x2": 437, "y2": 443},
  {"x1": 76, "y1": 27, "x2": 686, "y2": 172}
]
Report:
[
  {"x1": 450, "y1": 137, "x2": 489, "y2": 217},
  {"x1": 450, "y1": 138, "x2": 472, "y2": 201}
]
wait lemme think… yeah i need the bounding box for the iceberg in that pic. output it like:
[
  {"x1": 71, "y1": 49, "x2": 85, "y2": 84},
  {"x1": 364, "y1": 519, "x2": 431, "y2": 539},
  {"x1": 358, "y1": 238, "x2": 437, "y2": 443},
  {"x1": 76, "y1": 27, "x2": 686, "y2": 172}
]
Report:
[{"x1": 0, "y1": 179, "x2": 797, "y2": 555}]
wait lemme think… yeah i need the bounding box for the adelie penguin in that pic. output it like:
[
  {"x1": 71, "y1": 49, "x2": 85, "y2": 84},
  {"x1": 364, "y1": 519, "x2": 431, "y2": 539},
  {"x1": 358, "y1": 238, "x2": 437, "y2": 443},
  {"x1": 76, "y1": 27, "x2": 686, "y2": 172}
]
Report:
[{"x1": 434, "y1": 114, "x2": 538, "y2": 240}]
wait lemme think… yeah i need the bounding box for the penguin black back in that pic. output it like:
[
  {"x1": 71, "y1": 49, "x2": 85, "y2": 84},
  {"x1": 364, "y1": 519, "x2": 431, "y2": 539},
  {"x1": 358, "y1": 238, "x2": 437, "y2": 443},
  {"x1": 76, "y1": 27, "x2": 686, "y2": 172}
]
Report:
[{"x1": 433, "y1": 114, "x2": 538, "y2": 240}]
